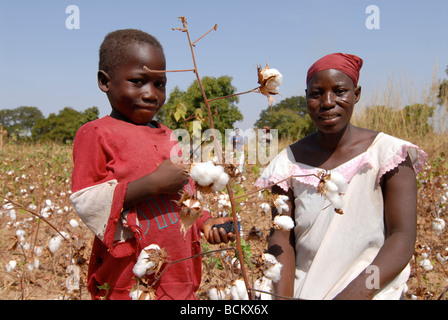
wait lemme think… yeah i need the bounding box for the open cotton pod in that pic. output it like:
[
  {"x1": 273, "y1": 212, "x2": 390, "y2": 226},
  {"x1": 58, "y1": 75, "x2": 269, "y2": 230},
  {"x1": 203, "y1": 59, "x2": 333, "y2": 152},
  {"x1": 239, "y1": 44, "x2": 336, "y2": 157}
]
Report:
[
  {"x1": 174, "y1": 190, "x2": 204, "y2": 237},
  {"x1": 257, "y1": 62, "x2": 283, "y2": 104},
  {"x1": 132, "y1": 244, "x2": 167, "y2": 278},
  {"x1": 317, "y1": 170, "x2": 347, "y2": 214}
]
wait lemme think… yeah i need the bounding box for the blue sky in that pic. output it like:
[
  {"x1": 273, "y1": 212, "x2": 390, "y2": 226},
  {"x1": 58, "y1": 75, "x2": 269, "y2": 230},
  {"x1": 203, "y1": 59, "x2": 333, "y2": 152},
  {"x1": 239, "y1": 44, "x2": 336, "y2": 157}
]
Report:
[{"x1": 1, "y1": 0, "x2": 447, "y2": 130}]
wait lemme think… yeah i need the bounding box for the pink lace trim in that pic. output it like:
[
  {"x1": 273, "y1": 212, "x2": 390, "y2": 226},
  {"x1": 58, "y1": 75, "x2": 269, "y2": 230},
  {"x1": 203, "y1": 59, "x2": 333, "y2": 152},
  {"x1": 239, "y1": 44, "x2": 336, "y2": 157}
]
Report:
[
  {"x1": 254, "y1": 153, "x2": 373, "y2": 191},
  {"x1": 254, "y1": 142, "x2": 427, "y2": 191},
  {"x1": 377, "y1": 143, "x2": 427, "y2": 184}
]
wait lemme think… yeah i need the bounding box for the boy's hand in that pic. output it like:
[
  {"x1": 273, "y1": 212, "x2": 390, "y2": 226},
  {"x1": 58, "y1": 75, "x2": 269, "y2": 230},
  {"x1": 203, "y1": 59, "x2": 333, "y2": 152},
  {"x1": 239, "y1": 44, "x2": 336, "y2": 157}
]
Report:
[
  {"x1": 152, "y1": 157, "x2": 189, "y2": 194},
  {"x1": 202, "y1": 217, "x2": 237, "y2": 244}
]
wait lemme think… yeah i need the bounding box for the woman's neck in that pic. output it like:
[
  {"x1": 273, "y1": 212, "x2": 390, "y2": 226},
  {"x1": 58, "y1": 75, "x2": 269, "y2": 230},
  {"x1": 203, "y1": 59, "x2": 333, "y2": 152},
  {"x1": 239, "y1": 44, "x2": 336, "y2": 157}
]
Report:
[{"x1": 315, "y1": 124, "x2": 354, "y2": 153}]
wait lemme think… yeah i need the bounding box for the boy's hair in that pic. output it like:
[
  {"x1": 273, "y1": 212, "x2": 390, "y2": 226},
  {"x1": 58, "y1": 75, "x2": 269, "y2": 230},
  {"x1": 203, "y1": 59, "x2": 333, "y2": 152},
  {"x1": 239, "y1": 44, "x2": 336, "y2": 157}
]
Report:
[{"x1": 99, "y1": 29, "x2": 164, "y2": 76}]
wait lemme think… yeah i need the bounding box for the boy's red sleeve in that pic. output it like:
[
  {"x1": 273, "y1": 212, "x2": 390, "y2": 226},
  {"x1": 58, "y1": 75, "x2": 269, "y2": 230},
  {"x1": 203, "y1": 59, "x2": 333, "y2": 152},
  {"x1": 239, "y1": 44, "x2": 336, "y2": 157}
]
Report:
[{"x1": 70, "y1": 124, "x2": 136, "y2": 258}]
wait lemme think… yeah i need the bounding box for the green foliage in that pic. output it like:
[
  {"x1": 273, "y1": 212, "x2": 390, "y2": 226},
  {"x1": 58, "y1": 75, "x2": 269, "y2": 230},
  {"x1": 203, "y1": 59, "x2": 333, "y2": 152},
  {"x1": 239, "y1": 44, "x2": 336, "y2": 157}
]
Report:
[
  {"x1": 157, "y1": 76, "x2": 243, "y2": 134},
  {"x1": 0, "y1": 106, "x2": 44, "y2": 138},
  {"x1": 399, "y1": 103, "x2": 435, "y2": 135},
  {"x1": 438, "y1": 66, "x2": 448, "y2": 106},
  {"x1": 254, "y1": 96, "x2": 316, "y2": 140},
  {"x1": 31, "y1": 107, "x2": 99, "y2": 143}
]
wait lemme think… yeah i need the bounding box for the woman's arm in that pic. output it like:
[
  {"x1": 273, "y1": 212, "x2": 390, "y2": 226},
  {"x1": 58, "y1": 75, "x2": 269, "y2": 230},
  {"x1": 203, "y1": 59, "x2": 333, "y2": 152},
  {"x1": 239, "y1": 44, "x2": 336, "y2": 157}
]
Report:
[
  {"x1": 268, "y1": 185, "x2": 296, "y2": 299},
  {"x1": 334, "y1": 155, "x2": 417, "y2": 299}
]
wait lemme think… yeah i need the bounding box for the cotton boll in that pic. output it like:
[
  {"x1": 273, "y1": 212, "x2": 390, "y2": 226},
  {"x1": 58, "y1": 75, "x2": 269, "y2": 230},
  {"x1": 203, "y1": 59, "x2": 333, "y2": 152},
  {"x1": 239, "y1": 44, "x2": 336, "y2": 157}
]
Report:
[
  {"x1": 6, "y1": 260, "x2": 17, "y2": 273},
  {"x1": 190, "y1": 162, "x2": 214, "y2": 186},
  {"x1": 326, "y1": 192, "x2": 344, "y2": 210},
  {"x1": 16, "y1": 229, "x2": 26, "y2": 242},
  {"x1": 260, "y1": 203, "x2": 270, "y2": 214},
  {"x1": 69, "y1": 219, "x2": 79, "y2": 228},
  {"x1": 261, "y1": 68, "x2": 283, "y2": 93},
  {"x1": 8, "y1": 209, "x2": 16, "y2": 221},
  {"x1": 274, "y1": 196, "x2": 289, "y2": 214},
  {"x1": 129, "y1": 287, "x2": 151, "y2": 300},
  {"x1": 436, "y1": 253, "x2": 447, "y2": 262},
  {"x1": 329, "y1": 171, "x2": 348, "y2": 193},
  {"x1": 263, "y1": 253, "x2": 283, "y2": 283},
  {"x1": 49, "y1": 235, "x2": 62, "y2": 254},
  {"x1": 254, "y1": 277, "x2": 273, "y2": 300},
  {"x1": 133, "y1": 244, "x2": 166, "y2": 278},
  {"x1": 324, "y1": 180, "x2": 339, "y2": 194},
  {"x1": 432, "y1": 218, "x2": 445, "y2": 236},
  {"x1": 209, "y1": 163, "x2": 225, "y2": 180},
  {"x1": 211, "y1": 172, "x2": 229, "y2": 192},
  {"x1": 133, "y1": 245, "x2": 160, "y2": 277},
  {"x1": 231, "y1": 279, "x2": 249, "y2": 300},
  {"x1": 209, "y1": 287, "x2": 227, "y2": 300},
  {"x1": 34, "y1": 246, "x2": 43, "y2": 256},
  {"x1": 33, "y1": 258, "x2": 40, "y2": 270},
  {"x1": 273, "y1": 215, "x2": 294, "y2": 231},
  {"x1": 419, "y1": 258, "x2": 433, "y2": 271}
]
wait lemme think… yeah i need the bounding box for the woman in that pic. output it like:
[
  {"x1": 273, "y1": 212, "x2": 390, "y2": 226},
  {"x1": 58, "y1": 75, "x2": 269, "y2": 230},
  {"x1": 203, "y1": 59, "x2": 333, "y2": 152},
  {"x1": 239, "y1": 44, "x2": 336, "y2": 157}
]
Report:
[{"x1": 255, "y1": 53, "x2": 427, "y2": 300}]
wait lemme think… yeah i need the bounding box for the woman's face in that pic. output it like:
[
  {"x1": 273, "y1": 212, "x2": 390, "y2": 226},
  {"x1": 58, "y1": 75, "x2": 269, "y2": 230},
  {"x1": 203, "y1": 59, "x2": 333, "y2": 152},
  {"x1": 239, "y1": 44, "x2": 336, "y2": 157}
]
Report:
[{"x1": 306, "y1": 69, "x2": 361, "y2": 134}]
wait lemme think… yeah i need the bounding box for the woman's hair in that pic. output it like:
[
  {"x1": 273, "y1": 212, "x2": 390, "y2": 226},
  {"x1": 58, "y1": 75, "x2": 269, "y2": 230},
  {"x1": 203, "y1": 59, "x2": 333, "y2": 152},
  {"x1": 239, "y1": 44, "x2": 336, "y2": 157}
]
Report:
[{"x1": 99, "y1": 29, "x2": 164, "y2": 76}]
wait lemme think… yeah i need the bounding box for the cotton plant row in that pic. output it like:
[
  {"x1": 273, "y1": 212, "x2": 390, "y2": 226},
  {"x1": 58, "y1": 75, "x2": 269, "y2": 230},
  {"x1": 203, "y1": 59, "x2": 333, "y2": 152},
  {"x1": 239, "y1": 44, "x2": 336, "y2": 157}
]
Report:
[
  {"x1": 2, "y1": 197, "x2": 83, "y2": 274},
  {"x1": 1, "y1": 179, "x2": 88, "y2": 300}
]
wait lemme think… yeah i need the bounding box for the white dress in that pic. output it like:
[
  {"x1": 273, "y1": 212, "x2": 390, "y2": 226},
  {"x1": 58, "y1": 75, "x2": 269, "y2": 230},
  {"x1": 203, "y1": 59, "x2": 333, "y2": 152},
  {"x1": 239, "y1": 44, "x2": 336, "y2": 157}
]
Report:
[{"x1": 255, "y1": 132, "x2": 427, "y2": 300}]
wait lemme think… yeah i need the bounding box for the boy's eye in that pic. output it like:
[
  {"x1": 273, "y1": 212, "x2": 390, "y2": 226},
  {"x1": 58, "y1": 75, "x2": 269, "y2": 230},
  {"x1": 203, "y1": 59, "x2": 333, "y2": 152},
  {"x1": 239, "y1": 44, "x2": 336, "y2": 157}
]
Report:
[
  {"x1": 130, "y1": 79, "x2": 144, "y2": 86},
  {"x1": 156, "y1": 81, "x2": 167, "y2": 88}
]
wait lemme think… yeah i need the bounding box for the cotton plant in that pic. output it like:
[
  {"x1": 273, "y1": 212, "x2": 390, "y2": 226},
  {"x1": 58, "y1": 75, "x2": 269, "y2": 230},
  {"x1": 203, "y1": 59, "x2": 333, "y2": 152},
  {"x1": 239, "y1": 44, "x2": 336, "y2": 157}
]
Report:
[
  {"x1": 257, "y1": 62, "x2": 283, "y2": 105},
  {"x1": 253, "y1": 276, "x2": 273, "y2": 300},
  {"x1": 317, "y1": 170, "x2": 348, "y2": 215},
  {"x1": 190, "y1": 161, "x2": 230, "y2": 193},
  {"x1": 130, "y1": 244, "x2": 168, "y2": 300},
  {"x1": 49, "y1": 233, "x2": 65, "y2": 254},
  {"x1": 230, "y1": 279, "x2": 249, "y2": 300},
  {"x1": 174, "y1": 190, "x2": 204, "y2": 237},
  {"x1": 260, "y1": 253, "x2": 283, "y2": 283},
  {"x1": 273, "y1": 215, "x2": 294, "y2": 231},
  {"x1": 432, "y1": 217, "x2": 446, "y2": 236},
  {"x1": 273, "y1": 194, "x2": 289, "y2": 214},
  {"x1": 5, "y1": 260, "x2": 17, "y2": 273},
  {"x1": 133, "y1": 244, "x2": 167, "y2": 278},
  {"x1": 209, "y1": 287, "x2": 230, "y2": 300},
  {"x1": 259, "y1": 202, "x2": 270, "y2": 214}
]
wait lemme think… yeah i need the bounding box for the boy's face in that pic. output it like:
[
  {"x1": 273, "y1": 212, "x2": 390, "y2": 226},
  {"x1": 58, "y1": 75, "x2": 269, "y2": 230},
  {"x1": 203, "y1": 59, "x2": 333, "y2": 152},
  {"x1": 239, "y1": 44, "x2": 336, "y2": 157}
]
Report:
[{"x1": 99, "y1": 43, "x2": 167, "y2": 125}]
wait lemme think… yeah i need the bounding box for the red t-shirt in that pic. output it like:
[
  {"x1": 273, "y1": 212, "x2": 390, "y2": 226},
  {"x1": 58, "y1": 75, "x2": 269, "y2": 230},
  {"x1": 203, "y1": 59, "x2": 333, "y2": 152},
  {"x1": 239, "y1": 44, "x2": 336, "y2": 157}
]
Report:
[{"x1": 71, "y1": 116, "x2": 210, "y2": 300}]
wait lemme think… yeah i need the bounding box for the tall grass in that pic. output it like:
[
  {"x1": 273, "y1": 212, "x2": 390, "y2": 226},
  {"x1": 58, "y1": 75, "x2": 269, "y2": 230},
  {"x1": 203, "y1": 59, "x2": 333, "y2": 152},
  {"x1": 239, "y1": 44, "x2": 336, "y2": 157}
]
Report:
[{"x1": 352, "y1": 64, "x2": 448, "y2": 156}]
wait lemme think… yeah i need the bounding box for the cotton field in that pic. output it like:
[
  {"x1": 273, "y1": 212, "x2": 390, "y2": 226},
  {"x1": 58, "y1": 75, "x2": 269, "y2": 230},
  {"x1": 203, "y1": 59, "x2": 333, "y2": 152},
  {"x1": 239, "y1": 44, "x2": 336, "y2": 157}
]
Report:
[{"x1": 0, "y1": 142, "x2": 447, "y2": 300}]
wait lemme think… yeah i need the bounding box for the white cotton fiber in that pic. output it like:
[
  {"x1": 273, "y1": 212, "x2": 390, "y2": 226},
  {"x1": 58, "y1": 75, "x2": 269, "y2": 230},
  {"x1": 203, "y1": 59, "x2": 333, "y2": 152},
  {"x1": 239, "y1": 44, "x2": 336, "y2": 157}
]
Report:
[
  {"x1": 133, "y1": 244, "x2": 161, "y2": 277},
  {"x1": 263, "y1": 253, "x2": 283, "y2": 283},
  {"x1": 274, "y1": 215, "x2": 294, "y2": 231},
  {"x1": 49, "y1": 235, "x2": 62, "y2": 254}
]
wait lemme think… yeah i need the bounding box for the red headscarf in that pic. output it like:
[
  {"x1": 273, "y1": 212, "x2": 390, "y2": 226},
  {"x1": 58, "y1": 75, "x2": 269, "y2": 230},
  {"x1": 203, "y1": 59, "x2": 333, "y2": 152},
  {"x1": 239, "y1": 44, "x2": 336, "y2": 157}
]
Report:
[{"x1": 306, "y1": 53, "x2": 363, "y2": 87}]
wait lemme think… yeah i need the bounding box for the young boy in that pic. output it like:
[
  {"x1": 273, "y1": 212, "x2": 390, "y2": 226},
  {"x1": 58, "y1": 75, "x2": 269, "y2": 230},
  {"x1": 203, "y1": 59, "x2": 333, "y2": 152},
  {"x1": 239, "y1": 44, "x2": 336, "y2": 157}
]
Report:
[{"x1": 70, "y1": 29, "x2": 235, "y2": 300}]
